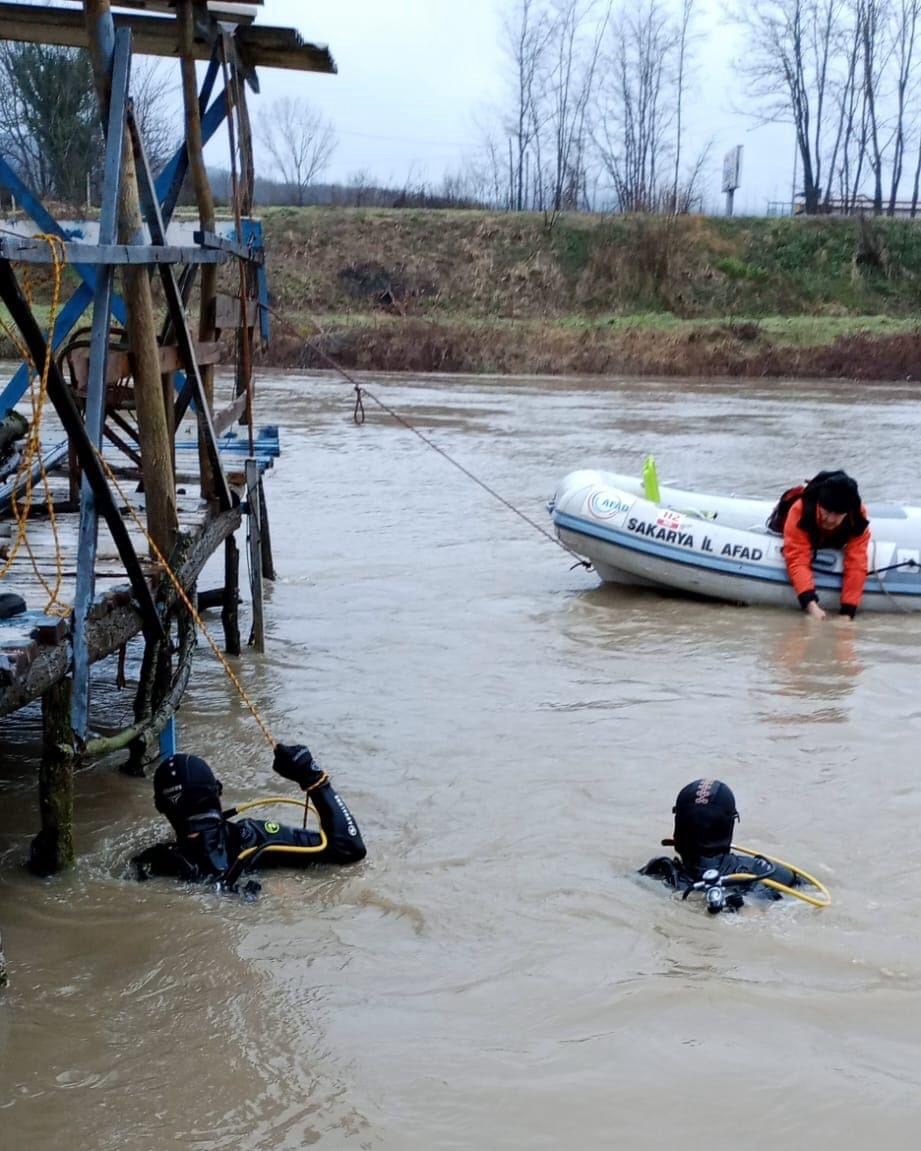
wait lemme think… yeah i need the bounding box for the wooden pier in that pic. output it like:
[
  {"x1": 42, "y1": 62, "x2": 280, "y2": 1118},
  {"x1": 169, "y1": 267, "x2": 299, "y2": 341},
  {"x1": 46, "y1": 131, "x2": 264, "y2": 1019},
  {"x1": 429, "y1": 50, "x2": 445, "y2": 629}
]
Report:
[{"x1": 0, "y1": 0, "x2": 334, "y2": 901}]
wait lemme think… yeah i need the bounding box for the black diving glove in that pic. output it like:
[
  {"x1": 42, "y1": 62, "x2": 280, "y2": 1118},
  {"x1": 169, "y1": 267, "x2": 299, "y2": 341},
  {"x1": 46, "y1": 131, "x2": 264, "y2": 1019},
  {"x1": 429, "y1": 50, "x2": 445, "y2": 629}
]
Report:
[{"x1": 272, "y1": 743, "x2": 328, "y2": 791}]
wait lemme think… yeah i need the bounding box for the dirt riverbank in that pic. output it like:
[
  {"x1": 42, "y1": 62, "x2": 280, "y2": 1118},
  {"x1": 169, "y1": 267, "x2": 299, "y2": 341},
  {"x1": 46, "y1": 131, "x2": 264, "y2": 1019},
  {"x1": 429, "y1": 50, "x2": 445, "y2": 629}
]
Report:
[{"x1": 5, "y1": 208, "x2": 921, "y2": 380}]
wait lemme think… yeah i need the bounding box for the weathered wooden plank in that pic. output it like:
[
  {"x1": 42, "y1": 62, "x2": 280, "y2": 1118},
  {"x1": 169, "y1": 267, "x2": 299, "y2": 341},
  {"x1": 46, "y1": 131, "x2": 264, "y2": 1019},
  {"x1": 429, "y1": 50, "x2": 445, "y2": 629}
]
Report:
[
  {"x1": 0, "y1": 5, "x2": 336, "y2": 73},
  {"x1": 67, "y1": 341, "x2": 223, "y2": 390},
  {"x1": 212, "y1": 393, "x2": 248, "y2": 437},
  {"x1": 244, "y1": 458, "x2": 264, "y2": 653},
  {"x1": 0, "y1": 239, "x2": 231, "y2": 265},
  {"x1": 0, "y1": 505, "x2": 241, "y2": 717},
  {"x1": 213, "y1": 294, "x2": 258, "y2": 330},
  {"x1": 31, "y1": 616, "x2": 70, "y2": 645},
  {"x1": 195, "y1": 230, "x2": 264, "y2": 264}
]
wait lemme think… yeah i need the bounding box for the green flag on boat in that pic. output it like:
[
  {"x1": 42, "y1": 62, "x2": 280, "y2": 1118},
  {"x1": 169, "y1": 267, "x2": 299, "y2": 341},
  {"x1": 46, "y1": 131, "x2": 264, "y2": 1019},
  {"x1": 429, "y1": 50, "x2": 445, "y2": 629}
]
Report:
[{"x1": 643, "y1": 454, "x2": 661, "y2": 503}]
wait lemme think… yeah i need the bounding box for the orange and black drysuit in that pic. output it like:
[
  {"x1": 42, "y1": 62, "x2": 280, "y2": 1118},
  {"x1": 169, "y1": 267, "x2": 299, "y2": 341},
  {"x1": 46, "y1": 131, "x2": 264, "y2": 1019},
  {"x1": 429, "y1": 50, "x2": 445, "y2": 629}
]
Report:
[{"x1": 781, "y1": 475, "x2": 870, "y2": 618}]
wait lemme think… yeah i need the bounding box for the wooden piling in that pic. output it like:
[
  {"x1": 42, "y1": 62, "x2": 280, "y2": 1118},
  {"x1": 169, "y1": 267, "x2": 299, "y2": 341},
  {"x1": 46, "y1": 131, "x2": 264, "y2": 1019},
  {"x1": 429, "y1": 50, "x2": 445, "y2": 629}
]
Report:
[
  {"x1": 83, "y1": 0, "x2": 177, "y2": 557},
  {"x1": 179, "y1": 0, "x2": 218, "y2": 502},
  {"x1": 30, "y1": 677, "x2": 75, "y2": 875},
  {"x1": 222, "y1": 535, "x2": 241, "y2": 655},
  {"x1": 245, "y1": 458, "x2": 264, "y2": 652},
  {"x1": 257, "y1": 478, "x2": 276, "y2": 581}
]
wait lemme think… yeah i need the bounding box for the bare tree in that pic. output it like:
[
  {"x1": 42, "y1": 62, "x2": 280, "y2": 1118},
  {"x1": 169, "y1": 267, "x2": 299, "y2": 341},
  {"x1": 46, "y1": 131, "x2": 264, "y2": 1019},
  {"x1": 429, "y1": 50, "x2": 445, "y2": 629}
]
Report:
[
  {"x1": 0, "y1": 42, "x2": 183, "y2": 203},
  {"x1": 256, "y1": 97, "x2": 337, "y2": 206},
  {"x1": 472, "y1": 126, "x2": 508, "y2": 207},
  {"x1": 596, "y1": 0, "x2": 678, "y2": 212},
  {"x1": 858, "y1": 0, "x2": 886, "y2": 213},
  {"x1": 671, "y1": 0, "x2": 695, "y2": 213},
  {"x1": 734, "y1": 0, "x2": 850, "y2": 214},
  {"x1": 131, "y1": 57, "x2": 179, "y2": 177},
  {"x1": 546, "y1": 0, "x2": 611, "y2": 212},
  {"x1": 502, "y1": 0, "x2": 554, "y2": 209},
  {"x1": 346, "y1": 169, "x2": 374, "y2": 207},
  {"x1": 827, "y1": 9, "x2": 862, "y2": 209},
  {"x1": 0, "y1": 42, "x2": 100, "y2": 204},
  {"x1": 886, "y1": 0, "x2": 918, "y2": 212}
]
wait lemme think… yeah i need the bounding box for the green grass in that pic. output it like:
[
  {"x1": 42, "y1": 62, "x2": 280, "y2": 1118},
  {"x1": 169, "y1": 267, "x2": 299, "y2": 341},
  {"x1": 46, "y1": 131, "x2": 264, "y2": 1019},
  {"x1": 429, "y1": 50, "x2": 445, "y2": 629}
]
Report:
[{"x1": 280, "y1": 307, "x2": 921, "y2": 345}]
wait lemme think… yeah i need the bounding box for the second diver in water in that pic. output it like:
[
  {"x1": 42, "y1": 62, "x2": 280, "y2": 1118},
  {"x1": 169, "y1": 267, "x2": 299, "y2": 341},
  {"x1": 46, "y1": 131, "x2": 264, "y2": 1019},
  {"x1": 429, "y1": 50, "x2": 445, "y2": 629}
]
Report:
[{"x1": 640, "y1": 778, "x2": 829, "y2": 913}]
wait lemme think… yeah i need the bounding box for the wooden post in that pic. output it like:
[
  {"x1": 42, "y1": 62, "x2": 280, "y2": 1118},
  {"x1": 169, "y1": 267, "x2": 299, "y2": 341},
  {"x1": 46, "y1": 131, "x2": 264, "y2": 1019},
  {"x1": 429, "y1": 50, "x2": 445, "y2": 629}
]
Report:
[
  {"x1": 83, "y1": 0, "x2": 178, "y2": 558},
  {"x1": 257, "y1": 478, "x2": 276, "y2": 581},
  {"x1": 245, "y1": 458, "x2": 264, "y2": 652},
  {"x1": 223, "y1": 535, "x2": 241, "y2": 655},
  {"x1": 179, "y1": 0, "x2": 218, "y2": 501},
  {"x1": 127, "y1": 109, "x2": 231, "y2": 512},
  {"x1": 30, "y1": 677, "x2": 75, "y2": 875},
  {"x1": 221, "y1": 34, "x2": 255, "y2": 436}
]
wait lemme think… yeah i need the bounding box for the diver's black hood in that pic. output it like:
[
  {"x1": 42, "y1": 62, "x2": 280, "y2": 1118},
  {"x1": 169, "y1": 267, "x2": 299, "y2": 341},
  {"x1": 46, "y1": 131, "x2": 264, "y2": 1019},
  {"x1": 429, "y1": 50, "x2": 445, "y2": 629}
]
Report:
[
  {"x1": 153, "y1": 754, "x2": 223, "y2": 835},
  {"x1": 672, "y1": 779, "x2": 738, "y2": 866}
]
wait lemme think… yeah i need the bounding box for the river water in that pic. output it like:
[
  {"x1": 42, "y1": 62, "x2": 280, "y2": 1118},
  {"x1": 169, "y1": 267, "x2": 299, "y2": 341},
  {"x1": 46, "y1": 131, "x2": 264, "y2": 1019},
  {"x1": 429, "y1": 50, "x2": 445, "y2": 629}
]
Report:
[{"x1": 2, "y1": 372, "x2": 921, "y2": 1149}]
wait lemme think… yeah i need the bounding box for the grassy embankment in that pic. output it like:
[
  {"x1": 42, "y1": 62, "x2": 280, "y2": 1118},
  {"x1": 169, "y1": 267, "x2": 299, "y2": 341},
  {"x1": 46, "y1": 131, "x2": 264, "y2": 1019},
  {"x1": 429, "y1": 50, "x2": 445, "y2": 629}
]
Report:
[
  {"x1": 259, "y1": 208, "x2": 921, "y2": 379},
  {"x1": 4, "y1": 210, "x2": 921, "y2": 378}
]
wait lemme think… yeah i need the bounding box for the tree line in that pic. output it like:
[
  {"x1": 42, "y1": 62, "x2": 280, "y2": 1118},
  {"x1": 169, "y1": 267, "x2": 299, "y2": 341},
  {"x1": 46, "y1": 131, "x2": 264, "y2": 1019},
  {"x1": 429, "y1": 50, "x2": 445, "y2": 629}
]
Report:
[
  {"x1": 0, "y1": 42, "x2": 175, "y2": 208},
  {"x1": 6, "y1": 3, "x2": 921, "y2": 216},
  {"x1": 480, "y1": 0, "x2": 921, "y2": 216}
]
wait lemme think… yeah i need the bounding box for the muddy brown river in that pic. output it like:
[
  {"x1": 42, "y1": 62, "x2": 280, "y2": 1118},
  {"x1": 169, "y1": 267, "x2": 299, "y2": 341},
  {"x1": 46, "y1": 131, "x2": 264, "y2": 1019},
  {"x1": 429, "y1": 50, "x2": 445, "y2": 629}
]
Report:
[{"x1": 2, "y1": 372, "x2": 921, "y2": 1149}]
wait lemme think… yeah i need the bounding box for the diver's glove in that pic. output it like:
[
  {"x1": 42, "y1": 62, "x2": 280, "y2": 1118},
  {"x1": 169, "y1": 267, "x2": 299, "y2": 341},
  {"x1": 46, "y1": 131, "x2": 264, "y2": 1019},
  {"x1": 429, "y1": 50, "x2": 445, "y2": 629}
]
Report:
[{"x1": 272, "y1": 743, "x2": 328, "y2": 792}]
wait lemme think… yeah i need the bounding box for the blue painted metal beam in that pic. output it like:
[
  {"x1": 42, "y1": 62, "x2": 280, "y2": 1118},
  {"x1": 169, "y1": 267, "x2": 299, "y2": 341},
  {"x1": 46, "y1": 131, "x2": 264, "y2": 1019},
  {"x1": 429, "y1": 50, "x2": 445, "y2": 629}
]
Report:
[
  {"x1": 72, "y1": 28, "x2": 132, "y2": 739},
  {"x1": 0, "y1": 157, "x2": 105, "y2": 291},
  {"x1": 159, "y1": 716, "x2": 177, "y2": 758},
  {"x1": 0, "y1": 66, "x2": 229, "y2": 414},
  {"x1": 156, "y1": 53, "x2": 221, "y2": 219},
  {"x1": 239, "y1": 218, "x2": 270, "y2": 343}
]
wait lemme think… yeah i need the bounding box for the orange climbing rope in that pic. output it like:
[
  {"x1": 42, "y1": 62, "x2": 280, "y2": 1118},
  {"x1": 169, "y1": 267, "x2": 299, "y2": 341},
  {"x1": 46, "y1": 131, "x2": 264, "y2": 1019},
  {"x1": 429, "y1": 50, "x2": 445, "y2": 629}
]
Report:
[
  {"x1": 95, "y1": 446, "x2": 277, "y2": 750},
  {"x1": 0, "y1": 234, "x2": 69, "y2": 615}
]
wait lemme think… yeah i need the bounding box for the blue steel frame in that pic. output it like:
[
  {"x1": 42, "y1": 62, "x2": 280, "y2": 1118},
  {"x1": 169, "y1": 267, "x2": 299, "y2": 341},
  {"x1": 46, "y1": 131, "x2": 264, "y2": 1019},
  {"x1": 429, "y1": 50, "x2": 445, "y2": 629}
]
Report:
[
  {"x1": 0, "y1": 53, "x2": 224, "y2": 413},
  {"x1": 0, "y1": 33, "x2": 268, "y2": 738},
  {"x1": 70, "y1": 26, "x2": 133, "y2": 738}
]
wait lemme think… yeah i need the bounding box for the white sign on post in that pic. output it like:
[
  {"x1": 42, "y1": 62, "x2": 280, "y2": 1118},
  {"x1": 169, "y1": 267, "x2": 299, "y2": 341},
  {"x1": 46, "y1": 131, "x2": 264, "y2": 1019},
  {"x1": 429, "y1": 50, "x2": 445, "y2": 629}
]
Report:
[{"x1": 722, "y1": 145, "x2": 743, "y2": 215}]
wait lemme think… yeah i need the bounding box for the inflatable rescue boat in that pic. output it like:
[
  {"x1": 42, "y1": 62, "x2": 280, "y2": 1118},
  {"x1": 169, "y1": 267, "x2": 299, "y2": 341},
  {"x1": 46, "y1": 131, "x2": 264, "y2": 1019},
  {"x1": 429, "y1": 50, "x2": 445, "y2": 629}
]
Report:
[{"x1": 549, "y1": 468, "x2": 921, "y2": 612}]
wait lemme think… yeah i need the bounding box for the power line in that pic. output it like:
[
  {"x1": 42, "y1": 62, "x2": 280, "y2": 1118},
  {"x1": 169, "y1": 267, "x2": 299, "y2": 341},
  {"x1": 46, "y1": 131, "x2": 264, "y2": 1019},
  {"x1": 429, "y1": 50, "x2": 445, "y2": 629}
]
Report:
[{"x1": 334, "y1": 126, "x2": 481, "y2": 149}]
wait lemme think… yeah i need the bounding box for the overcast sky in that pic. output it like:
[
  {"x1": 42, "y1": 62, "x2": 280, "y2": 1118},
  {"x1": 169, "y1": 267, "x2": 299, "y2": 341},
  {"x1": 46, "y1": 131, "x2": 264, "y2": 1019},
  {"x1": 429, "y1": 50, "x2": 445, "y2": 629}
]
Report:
[{"x1": 219, "y1": 0, "x2": 795, "y2": 214}]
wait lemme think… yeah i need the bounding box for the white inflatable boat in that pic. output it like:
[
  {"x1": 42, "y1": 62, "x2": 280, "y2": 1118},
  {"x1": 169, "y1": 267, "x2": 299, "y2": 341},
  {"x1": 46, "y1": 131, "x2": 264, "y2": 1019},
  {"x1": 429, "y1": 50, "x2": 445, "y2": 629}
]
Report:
[{"x1": 549, "y1": 469, "x2": 921, "y2": 612}]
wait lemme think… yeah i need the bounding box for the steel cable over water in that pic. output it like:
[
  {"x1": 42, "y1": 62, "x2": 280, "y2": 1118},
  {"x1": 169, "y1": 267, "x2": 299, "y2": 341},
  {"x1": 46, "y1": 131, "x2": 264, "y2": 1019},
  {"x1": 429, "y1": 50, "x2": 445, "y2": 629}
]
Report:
[{"x1": 261, "y1": 305, "x2": 592, "y2": 571}]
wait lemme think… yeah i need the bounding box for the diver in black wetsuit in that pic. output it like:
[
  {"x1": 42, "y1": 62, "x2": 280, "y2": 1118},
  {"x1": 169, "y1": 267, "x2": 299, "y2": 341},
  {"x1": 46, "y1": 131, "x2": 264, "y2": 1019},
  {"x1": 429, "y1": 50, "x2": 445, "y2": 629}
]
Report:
[
  {"x1": 640, "y1": 778, "x2": 802, "y2": 913},
  {"x1": 132, "y1": 744, "x2": 366, "y2": 891}
]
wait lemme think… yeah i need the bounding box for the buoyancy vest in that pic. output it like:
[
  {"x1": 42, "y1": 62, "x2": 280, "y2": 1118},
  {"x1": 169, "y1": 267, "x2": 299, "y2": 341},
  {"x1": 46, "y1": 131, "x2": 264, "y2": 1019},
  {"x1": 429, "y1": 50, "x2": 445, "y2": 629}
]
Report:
[{"x1": 640, "y1": 851, "x2": 799, "y2": 905}]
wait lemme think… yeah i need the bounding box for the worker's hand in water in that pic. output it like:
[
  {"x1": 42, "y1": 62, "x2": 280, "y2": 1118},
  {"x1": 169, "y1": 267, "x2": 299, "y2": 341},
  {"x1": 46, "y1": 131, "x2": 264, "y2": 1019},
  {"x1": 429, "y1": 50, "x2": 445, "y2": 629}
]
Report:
[
  {"x1": 273, "y1": 743, "x2": 325, "y2": 789},
  {"x1": 806, "y1": 601, "x2": 827, "y2": 621}
]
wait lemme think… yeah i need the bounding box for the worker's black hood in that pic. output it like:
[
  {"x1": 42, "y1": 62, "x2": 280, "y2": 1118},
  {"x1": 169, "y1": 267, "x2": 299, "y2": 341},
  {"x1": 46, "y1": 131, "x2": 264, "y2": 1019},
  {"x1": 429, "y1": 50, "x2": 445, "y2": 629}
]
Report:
[
  {"x1": 153, "y1": 754, "x2": 223, "y2": 835},
  {"x1": 672, "y1": 779, "x2": 738, "y2": 867}
]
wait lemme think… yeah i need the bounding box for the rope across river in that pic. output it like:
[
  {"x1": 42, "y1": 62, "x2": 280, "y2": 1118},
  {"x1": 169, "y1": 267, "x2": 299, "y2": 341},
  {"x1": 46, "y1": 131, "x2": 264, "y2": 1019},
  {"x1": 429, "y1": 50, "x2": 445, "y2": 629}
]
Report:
[{"x1": 263, "y1": 305, "x2": 591, "y2": 570}]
